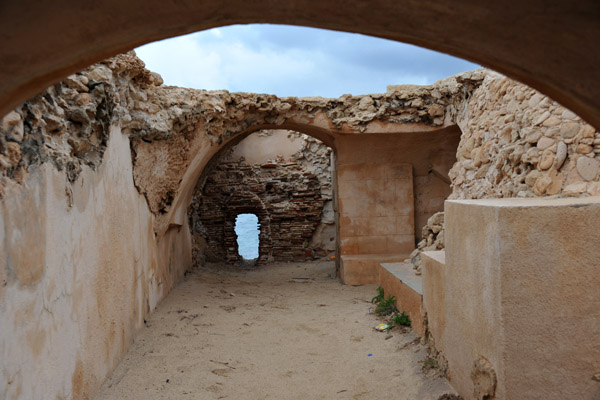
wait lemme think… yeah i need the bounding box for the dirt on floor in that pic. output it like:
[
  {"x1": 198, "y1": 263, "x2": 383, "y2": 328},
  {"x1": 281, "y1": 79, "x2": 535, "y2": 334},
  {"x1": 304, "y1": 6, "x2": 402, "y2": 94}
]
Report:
[{"x1": 96, "y1": 260, "x2": 458, "y2": 400}]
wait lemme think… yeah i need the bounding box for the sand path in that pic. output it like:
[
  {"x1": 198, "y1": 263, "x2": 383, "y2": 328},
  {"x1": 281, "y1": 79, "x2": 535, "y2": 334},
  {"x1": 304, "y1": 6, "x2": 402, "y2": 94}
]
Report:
[{"x1": 97, "y1": 260, "x2": 456, "y2": 399}]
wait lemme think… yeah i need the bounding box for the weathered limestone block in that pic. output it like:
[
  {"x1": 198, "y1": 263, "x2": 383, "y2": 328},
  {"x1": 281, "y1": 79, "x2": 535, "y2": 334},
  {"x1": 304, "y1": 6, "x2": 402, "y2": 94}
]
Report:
[
  {"x1": 434, "y1": 197, "x2": 600, "y2": 400},
  {"x1": 576, "y1": 156, "x2": 599, "y2": 181}
]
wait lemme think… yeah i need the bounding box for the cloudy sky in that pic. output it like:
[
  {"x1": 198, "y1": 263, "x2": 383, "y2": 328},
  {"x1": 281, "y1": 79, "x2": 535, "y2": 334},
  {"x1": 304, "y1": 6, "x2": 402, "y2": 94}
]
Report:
[{"x1": 135, "y1": 24, "x2": 479, "y2": 98}]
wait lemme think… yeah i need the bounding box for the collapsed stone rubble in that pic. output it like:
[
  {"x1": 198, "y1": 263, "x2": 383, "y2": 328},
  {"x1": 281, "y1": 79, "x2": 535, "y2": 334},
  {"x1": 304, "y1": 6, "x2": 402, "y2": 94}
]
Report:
[{"x1": 407, "y1": 212, "x2": 445, "y2": 274}]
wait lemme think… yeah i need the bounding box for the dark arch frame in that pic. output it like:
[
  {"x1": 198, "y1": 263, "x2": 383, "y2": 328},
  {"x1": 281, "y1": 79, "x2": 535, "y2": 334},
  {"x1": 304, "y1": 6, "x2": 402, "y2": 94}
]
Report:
[{"x1": 1, "y1": 2, "x2": 599, "y2": 130}]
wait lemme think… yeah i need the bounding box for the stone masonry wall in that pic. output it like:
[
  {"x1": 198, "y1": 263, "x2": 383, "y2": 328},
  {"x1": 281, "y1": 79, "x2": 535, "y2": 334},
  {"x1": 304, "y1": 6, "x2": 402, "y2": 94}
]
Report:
[
  {"x1": 451, "y1": 71, "x2": 600, "y2": 199},
  {"x1": 2, "y1": 52, "x2": 485, "y2": 240},
  {"x1": 188, "y1": 131, "x2": 333, "y2": 265},
  {"x1": 409, "y1": 71, "x2": 600, "y2": 274},
  {"x1": 0, "y1": 53, "x2": 162, "y2": 198}
]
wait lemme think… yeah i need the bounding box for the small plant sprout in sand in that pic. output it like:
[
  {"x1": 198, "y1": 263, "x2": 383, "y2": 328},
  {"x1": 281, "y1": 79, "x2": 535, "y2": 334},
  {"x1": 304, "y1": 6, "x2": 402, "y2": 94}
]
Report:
[
  {"x1": 371, "y1": 286, "x2": 411, "y2": 331},
  {"x1": 371, "y1": 286, "x2": 385, "y2": 304},
  {"x1": 390, "y1": 311, "x2": 411, "y2": 328}
]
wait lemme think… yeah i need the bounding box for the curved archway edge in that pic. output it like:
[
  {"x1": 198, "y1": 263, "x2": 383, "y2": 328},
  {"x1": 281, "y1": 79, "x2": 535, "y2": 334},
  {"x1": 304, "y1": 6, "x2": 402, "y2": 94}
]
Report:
[{"x1": 1, "y1": 1, "x2": 600, "y2": 130}]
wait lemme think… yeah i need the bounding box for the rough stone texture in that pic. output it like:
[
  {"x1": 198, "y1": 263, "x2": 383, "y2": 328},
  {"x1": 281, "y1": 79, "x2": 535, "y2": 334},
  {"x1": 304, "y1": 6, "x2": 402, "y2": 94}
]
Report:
[
  {"x1": 188, "y1": 131, "x2": 333, "y2": 264},
  {"x1": 410, "y1": 72, "x2": 600, "y2": 279},
  {"x1": 0, "y1": 53, "x2": 158, "y2": 196},
  {"x1": 407, "y1": 212, "x2": 445, "y2": 275},
  {"x1": 471, "y1": 356, "x2": 497, "y2": 400},
  {"x1": 125, "y1": 67, "x2": 480, "y2": 231},
  {"x1": 1, "y1": 52, "x2": 479, "y2": 239},
  {"x1": 1, "y1": 0, "x2": 599, "y2": 136},
  {"x1": 450, "y1": 72, "x2": 600, "y2": 199}
]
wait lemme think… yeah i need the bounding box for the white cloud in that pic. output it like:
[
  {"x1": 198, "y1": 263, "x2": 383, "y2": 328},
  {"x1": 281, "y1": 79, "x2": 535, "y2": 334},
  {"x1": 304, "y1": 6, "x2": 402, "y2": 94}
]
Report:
[{"x1": 135, "y1": 25, "x2": 480, "y2": 97}]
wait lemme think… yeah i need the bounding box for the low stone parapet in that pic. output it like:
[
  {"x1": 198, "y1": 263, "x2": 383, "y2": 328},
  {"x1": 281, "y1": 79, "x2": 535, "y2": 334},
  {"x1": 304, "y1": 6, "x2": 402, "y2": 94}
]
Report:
[
  {"x1": 428, "y1": 197, "x2": 600, "y2": 400},
  {"x1": 378, "y1": 262, "x2": 425, "y2": 336}
]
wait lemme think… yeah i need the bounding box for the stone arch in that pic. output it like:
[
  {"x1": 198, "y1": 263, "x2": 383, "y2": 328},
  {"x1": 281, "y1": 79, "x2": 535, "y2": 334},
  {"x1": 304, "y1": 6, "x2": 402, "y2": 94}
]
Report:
[
  {"x1": 0, "y1": 2, "x2": 599, "y2": 131},
  {"x1": 188, "y1": 126, "x2": 336, "y2": 265},
  {"x1": 126, "y1": 79, "x2": 472, "y2": 247},
  {"x1": 127, "y1": 73, "x2": 475, "y2": 239},
  {"x1": 161, "y1": 120, "x2": 338, "y2": 238}
]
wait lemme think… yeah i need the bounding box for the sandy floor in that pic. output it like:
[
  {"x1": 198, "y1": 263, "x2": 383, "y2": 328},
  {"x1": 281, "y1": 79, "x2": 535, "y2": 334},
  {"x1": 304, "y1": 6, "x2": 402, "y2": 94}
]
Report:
[{"x1": 97, "y1": 260, "x2": 457, "y2": 400}]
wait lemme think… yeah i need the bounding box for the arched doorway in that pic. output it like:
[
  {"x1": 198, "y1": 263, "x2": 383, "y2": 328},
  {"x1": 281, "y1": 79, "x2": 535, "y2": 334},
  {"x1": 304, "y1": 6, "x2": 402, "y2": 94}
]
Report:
[{"x1": 188, "y1": 129, "x2": 337, "y2": 268}]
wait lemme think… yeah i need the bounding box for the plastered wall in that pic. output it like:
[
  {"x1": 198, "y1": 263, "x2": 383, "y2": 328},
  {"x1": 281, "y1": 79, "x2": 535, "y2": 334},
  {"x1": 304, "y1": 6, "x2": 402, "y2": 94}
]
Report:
[
  {"x1": 336, "y1": 126, "x2": 461, "y2": 245},
  {"x1": 425, "y1": 198, "x2": 600, "y2": 400},
  {"x1": 0, "y1": 127, "x2": 190, "y2": 399}
]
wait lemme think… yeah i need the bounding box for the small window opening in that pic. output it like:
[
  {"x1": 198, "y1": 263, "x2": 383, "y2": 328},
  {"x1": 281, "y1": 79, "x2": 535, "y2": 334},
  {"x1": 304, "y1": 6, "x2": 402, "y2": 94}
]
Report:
[{"x1": 235, "y1": 213, "x2": 259, "y2": 260}]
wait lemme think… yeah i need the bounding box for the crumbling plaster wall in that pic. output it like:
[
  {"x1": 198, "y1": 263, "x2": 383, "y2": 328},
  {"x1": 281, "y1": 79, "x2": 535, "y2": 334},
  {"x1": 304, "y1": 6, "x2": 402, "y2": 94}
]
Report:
[
  {"x1": 407, "y1": 71, "x2": 600, "y2": 275},
  {"x1": 451, "y1": 71, "x2": 600, "y2": 199},
  {"x1": 0, "y1": 127, "x2": 190, "y2": 399},
  {"x1": 336, "y1": 127, "x2": 460, "y2": 253},
  {"x1": 0, "y1": 54, "x2": 191, "y2": 400},
  {"x1": 127, "y1": 69, "x2": 481, "y2": 238}
]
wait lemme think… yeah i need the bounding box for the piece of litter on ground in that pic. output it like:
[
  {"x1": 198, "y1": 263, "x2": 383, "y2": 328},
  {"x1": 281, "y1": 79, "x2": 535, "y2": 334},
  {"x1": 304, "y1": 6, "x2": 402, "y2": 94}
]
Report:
[
  {"x1": 375, "y1": 323, "x2": 391, "y2": 332},
  {"x1": 367, "y1": 354, "x2": 373, "y2": 357}
]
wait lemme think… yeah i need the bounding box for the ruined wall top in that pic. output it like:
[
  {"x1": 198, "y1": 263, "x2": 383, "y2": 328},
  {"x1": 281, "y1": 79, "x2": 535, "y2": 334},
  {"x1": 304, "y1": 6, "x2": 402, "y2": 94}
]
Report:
[
  {"x1": 0, "y1": 52, "x2": 484, "y2": 223},
  {"x1": 5, "y1": 51, "x2": 598, "y2": 236}
]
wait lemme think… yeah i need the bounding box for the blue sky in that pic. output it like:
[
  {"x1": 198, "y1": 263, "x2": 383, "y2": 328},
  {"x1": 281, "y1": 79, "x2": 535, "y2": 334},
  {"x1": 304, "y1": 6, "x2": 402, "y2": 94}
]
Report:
[{"x1": 135, "y1": 24, "x2": 480, "y2": 98}]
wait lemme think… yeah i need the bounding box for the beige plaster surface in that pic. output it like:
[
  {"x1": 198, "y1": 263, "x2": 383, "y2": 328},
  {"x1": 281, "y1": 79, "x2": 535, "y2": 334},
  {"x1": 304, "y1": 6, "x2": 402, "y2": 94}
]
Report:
[
  {"x1": 437, "y1": 197, "x2": 600, "y2": 399},
  {"x1": 336, "y1": 127, "x2": 460, "y2": 242},
  {"x1": 0, "y1": 127, "x2": 189, "y2": 400},
  {"x1": 229, "y1": 129, "x2": 304, "y2": 164},
  {"x1": 420, "y1": 250, "x2": 446, "y2": 352},
  {"x1": 338, "y1": 162, "x2": 414, "y2": 255},
  {"x1": 340, "y1": 254, "x2": 406, "y2": 286},
  {"x1": 4, "y1": 49, "x2": 600, "y2": 400},
  {"x1": 334, "y1": 128, "x2": 458, "y2": 285}
]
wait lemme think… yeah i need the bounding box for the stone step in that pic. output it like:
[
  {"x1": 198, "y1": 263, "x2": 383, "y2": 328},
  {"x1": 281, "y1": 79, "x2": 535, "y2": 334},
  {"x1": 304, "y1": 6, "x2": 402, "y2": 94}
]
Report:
[
  {"x1": 340, "y1": 253, "x2": 409, "y2": 285},
  {"x1": 379, "y1": 261, "x2": 425, "y2": 336}
]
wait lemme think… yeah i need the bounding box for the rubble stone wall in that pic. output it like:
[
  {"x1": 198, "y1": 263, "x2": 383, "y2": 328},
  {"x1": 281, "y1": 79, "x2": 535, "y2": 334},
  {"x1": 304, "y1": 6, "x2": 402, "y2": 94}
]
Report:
[
  {"x1": 407, "y1": 72, "x2": 600, "y2": 274},
  {"x1": 188, "y1": 130, "x2": 335, "y2": 265},
  {"x1": 451, "y1": 71, "x2": 600, "y2": 199}
]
